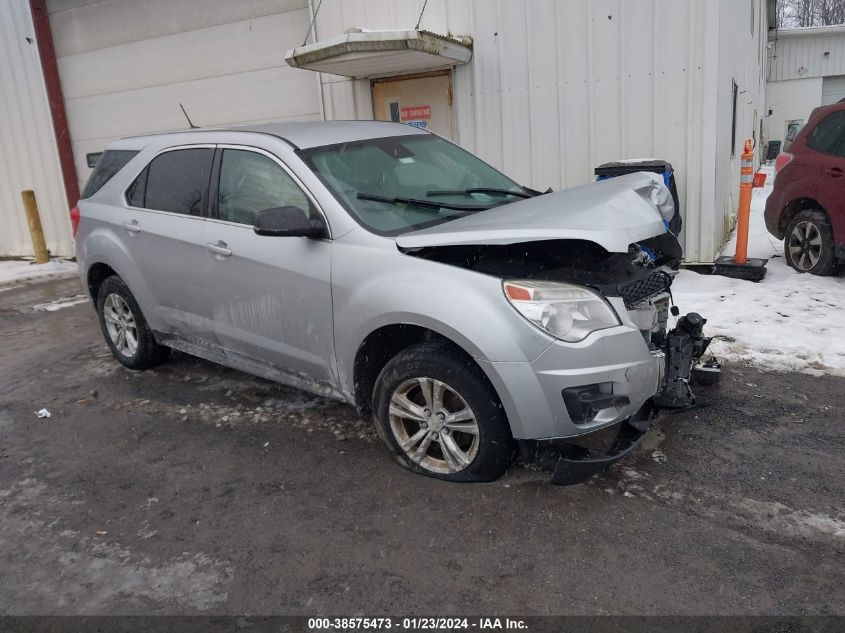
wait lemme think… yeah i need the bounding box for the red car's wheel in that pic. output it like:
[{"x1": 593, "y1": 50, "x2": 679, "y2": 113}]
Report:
[{"x1": 784, "y1": 210, "x2": 838, "y2": 276}]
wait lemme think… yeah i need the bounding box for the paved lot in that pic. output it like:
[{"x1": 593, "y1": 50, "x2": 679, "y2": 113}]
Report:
[{"x1": 0, "y1": 276, "x2": 843, "y2": 615}]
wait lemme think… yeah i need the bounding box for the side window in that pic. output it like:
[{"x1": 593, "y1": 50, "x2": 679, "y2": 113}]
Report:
[
  {"x1": 126, "y1": 148, "x2": 213, "y2": 215},
  {"x1": 81, "y1": 149, "x2": 138, "y2": 199},
  {"x1": 126, "y1": 166, "x2": 148, "y2": 207},
  {"x1": 217, "y1": 149, "x2": 312, "y2": 226},
  {"x1": 805, "y1": 111, "x2": 845, "y2": 157}
]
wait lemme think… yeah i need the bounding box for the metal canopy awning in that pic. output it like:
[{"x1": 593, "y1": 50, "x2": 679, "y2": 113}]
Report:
[{"x1": 284, "y1": 28, "x2": 472, "y2": 79}]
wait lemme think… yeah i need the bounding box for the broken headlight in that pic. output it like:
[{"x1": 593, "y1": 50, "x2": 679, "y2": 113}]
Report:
[{"x1": 503, "y1": 280, "x2": 621, "y2": 343}]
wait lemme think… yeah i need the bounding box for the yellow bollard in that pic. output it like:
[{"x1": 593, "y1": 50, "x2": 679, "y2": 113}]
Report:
[{"x1": 21, "y1": 190, "x2": 50, "y2": 264}]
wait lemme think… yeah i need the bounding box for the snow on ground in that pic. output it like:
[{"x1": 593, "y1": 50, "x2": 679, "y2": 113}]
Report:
[
  {"x1": 0, "y1": 258, "x2": 78, "y2": 287},
  {"x1": 28, "y1": 294, "x2": 89, "y2": 312},
  {"x1": 672, "y1": 164, "x2": 845, "y2": 377}
]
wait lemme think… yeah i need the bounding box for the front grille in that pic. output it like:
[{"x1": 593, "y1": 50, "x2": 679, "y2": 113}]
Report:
[{"x1": 619, "y1": 271, "x2": 672, "y2": 309}]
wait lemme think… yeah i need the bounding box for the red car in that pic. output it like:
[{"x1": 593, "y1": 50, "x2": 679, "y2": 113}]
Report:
[{"x1": 765, "y1": 101, "x2": 845, "y2": 275}]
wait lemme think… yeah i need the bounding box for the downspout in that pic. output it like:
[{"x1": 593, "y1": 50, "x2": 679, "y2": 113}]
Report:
[
  {"x1": 29, "y1": 0, "x2": 79, "y2": 210},
  {"x1": 307, "y1": 0, "x2": 328, "y2": 121}
]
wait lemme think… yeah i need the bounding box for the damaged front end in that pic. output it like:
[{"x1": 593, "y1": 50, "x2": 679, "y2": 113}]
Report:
[
  {"x1": 396, "y1": 173, "x2": 717, "y2": 485},
  {"x1": 549, "y1": 310, "x2": 714, "y2": 485}
]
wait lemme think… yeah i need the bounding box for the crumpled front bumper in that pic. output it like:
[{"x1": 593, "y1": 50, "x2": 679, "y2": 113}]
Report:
[
  {"x1": 548, "y1": 311, "x2": 711, "y2": 485},
  {"x1": 477, "y1": 321, "x2": 662, "y2": 441},
  {"x1": 550, "y1": 402, "x2": 656, "y2": 485}
]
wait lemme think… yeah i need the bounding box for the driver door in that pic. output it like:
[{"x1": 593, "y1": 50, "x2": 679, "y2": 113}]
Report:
[{"x1": 204, "y1": 146, "x2": 336, "y2": 391}]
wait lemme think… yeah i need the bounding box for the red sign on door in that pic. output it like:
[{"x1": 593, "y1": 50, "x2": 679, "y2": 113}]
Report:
[{"x1": 400, "y1": 105, "x2": 431, "y2": 121}]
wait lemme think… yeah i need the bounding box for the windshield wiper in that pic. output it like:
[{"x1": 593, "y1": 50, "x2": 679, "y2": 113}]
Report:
[
  {"x1": 426, "y1": 187, "x2": 533, "y2": 199},
  {"x1": 356, "y1": 192, "x2": 492, "y2": 212}
]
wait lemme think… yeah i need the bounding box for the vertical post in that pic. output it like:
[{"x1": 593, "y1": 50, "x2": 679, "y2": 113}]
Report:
[
  {"x1": 21, "y1": 190, "x2": 50, "y2": 264},
  {"x1": 29, "y1": 0, "x2": 79, "y2": 211},
  {"x1": 734, "y1": 139, "x2": 754, "y2": 265}
]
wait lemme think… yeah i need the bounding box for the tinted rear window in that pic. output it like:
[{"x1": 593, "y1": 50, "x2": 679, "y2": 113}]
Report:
[
  {"x1": 805, "y1": 111, "x2": 845, "y2": 156},
  {"x1": 126, "y1": 148, "x2": 213, "y2": 216},
  {"x1": 80, "y1": 150, "x2": 138, "y2": 199}
]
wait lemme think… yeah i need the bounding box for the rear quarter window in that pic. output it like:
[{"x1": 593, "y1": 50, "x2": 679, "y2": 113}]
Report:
[
  {"x1": 126, "y1": 148, "x2": 213, "y2": 216},
  {"x1": 80, "y1": 150, "x2": 139, "y2": 199},
  {"x1": 805, "y1": 111, "x2": 845, "y2": 157}
]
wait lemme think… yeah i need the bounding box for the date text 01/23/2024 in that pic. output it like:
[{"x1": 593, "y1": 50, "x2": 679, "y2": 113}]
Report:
[{"x1": 307, "y1": 617, "x2": 528, "y2": 630}]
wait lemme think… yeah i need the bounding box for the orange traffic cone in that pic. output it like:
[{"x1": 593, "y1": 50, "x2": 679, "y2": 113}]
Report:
[{"x1": 713, "y1": 139, "x2": 767, "y2": 281}]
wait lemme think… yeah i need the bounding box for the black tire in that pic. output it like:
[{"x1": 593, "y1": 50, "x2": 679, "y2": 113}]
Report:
[
  {"x1": 372, "y1": 341, "x2": 512, "y2": 482},
  {"x1": 96, "y1": 275, "x2": 169, "y2": 370},
  {"x1": 784, "y1": 209, "x2": 837, "y2": 276}
]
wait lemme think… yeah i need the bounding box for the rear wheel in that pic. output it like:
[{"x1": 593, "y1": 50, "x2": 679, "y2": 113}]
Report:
[
  {"x1": 96, "y1": 276, "x2": 169, "y2": 370},
  {"x1": 372, "y1": 341, "x2": 512, "y2": 482},
  {"x1": 784, "y1": 209, "x2": 837, "y2": 276}
]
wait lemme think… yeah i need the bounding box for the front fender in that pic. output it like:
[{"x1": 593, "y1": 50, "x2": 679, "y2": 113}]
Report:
[{"x1": 331, "y1": 240, "x2": 553, "y2": 398}]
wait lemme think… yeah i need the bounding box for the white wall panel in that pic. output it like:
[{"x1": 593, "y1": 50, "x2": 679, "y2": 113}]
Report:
[
  {"x1": 525, "y1": 0, "x2": 561, "y2": 191},
  {"x1": 766, "y1": 77, "x2": 823, "y2": 144},
  {"x1": 43, "y1": 0, "x2": 769, "y2": 263},
  {"x1": 0, "y1": 0, "x2": 73, "y2": 257},
  {"x1": 66, "y1": 66, "x2": 319, "y2": 142},
  {"x1": 57, "y1": 10, "x2": 311, "y2": 100},
  {"x1": 497, "y1": 1, "x2": 532, "y2": 184},
  {"x1": 769, "y1": 26, "x2": 845, "y2": 82},
  {"x1": 314, "y1": 0, "x2": 766, "y2": 261},
  {"x1": 711, "y1": 0, "x2": 767, "y2": 262},
  {"x1": 48, "y1": 0, "x2": 320, "y2": 192},
  {"x1": 47, "y1": 0, "x2": 306, "y2": 56},
  {"x1": 821, "y1": 75, "x2": 845, "y2": 104}
]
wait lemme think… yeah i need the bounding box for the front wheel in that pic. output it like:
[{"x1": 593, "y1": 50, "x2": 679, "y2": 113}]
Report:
[
  {"x1": 372, "y1": 341, "x2": 512, "y2": 482},
  {"x1": 784, "y1": 209, "x2": 837, "y2": 275}
]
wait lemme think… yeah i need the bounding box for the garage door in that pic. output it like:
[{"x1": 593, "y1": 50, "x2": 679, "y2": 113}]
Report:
[
  {"x1": 47, "y1": 0, "x2": 322, "y2": 193},
  {"x1": 822, "y1": 75, "x2": 845, "y2": 105}
]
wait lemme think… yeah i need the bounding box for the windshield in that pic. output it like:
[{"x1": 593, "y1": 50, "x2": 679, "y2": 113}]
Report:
[{"x1": 299, "y1": 134, "x2": 527, "y2": 235}]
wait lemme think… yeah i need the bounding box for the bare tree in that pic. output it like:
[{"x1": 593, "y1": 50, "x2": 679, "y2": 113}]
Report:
[
  {"x1": 816, "y1": 0, "x2": 845, "y2": 24},
  {"x1": 777, "y1": 0, "x2": 845, "y2": 26}
]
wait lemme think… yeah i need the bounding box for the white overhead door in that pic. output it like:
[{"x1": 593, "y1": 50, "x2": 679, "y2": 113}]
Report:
[
  {"x1": 46, "y1": 0, "x2": 323, "y2": 193},
  {"x1": 822, "y1": 75, "x2": 845, "y2": 106}
]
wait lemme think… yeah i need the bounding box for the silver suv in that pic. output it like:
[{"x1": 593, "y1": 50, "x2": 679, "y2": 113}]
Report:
[{"x1": 75, "y1": 121, "x2": 706, "y2": 484}]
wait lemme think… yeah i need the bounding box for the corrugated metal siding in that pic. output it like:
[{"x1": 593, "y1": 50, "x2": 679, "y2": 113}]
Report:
[
  {"x1": 0, "y1": 0, "x2": 73, "y2": 257},
  {"x1": 822, "y1": 75, "x2": 845, "y2": 104},
  {"x1": 41, "y1": 0, "x2": 766, "y2": 263},
  {"x1": 712, "y1": 0, "x2": 768, "y2": 264},
  {"x1": 46, "y1": 0, "x2": 322, "y2": 193},
  {"x1": 769, "y1": 27, "x2": 845, "y2": 81},
  {"x1": 314, "y1": 0, "x2": 766, "y2": 262}
]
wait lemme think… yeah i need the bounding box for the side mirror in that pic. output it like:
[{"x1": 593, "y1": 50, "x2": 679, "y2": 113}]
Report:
[{"x1": 253, "y1": 206, "x2": 326, "y2": 238}]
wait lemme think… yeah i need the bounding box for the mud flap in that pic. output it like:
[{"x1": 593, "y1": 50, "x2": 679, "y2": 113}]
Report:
[{"x1": 550, "y1": 403, "x2": 657, "y2": 486}]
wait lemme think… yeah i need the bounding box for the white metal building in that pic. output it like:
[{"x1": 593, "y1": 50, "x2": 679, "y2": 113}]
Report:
[
  {"x1": 2, "y1": 0, "x2": 768, "y2": 263},
  {"x1": 0, "y1": 0, "x2": 73, "y2": 258},
  {"x1": 766, "y1": 24, "x2": 845, "y2": 151}
]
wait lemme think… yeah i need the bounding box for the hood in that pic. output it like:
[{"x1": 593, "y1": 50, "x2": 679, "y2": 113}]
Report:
[{"x1": 395, "y1": 172, "x2": 674, "y2": 254}]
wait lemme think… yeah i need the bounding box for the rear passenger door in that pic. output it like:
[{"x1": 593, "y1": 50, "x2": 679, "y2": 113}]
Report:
[
  {"x1": 124, "y1": 146, "x2": 216, "y2": 344},
  {"x1": 204, "y1": 146, "x2": 336, "y2": 391},
  {"x1": 803, "y1": 110, "x2": 845, "y2": 232}
]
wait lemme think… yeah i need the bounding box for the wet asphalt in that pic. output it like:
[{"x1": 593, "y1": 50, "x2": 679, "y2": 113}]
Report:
[{"x1": 0, "y1": 276, "x2": 842, "y2": 615}]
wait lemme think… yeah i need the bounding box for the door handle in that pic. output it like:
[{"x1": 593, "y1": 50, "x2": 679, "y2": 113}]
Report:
[
  {"x1": 828, "y1": 167, "x2": 844, "y2": 178},
  {"x1": 206, "y1": 240, "x2": 232, "y2": 257},
  {"x1": 122, "y1": 220, "x2": 141, "y2": 234}
]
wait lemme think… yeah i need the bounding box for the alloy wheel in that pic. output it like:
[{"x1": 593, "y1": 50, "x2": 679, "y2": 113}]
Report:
[
  {"x1": 103, "y1": 293, "x2": 138, "y2": 357},
  {"x1": 787, "y1": 220, "x2": 823, "y2": 271},
  {"x1": 388, "y1": 377, "x2": 480, "y2": 474}
]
